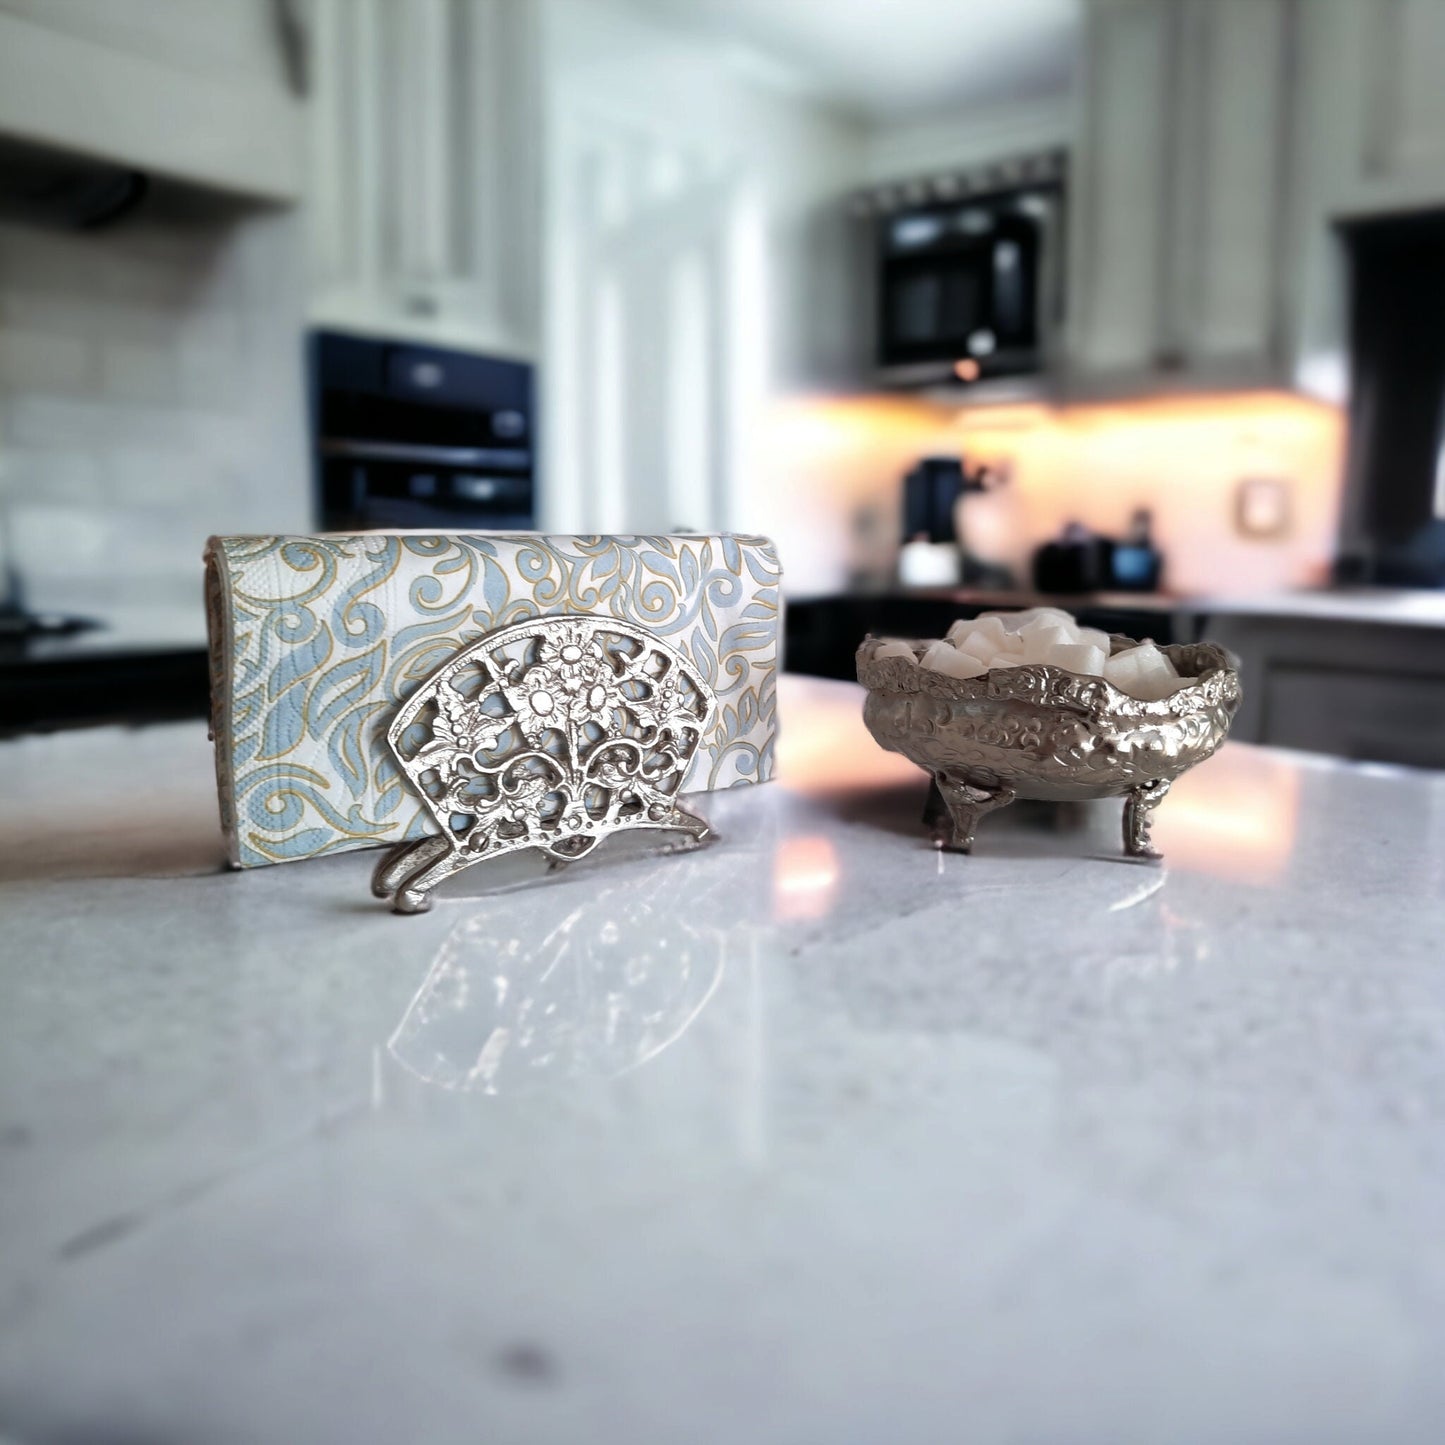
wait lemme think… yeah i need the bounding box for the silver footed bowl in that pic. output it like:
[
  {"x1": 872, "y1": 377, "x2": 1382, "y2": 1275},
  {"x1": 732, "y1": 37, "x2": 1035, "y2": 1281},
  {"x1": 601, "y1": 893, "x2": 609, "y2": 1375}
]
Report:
[{"x1": 856, "y1": 634, "x2": 1242, "y2": 858}]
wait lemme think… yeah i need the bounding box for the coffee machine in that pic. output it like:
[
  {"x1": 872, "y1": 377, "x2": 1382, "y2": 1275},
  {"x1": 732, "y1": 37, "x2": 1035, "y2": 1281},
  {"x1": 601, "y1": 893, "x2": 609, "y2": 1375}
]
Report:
[{"x1": 899, "y1": 456, "x2": 1014, "y2": 589}]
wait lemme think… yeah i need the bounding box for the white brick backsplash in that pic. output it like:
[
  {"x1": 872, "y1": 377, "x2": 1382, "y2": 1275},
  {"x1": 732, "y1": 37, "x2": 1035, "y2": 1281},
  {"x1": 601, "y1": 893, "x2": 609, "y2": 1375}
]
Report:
[
  {"x1": 0, "y1": 327, "x2": 95, "y2": 394},
  {"x1": 2, "y1": 394, "x2": 185, "y2": 449},
  {"x1": 0, "y1": 450, "x2": 101, "y2": 505},
  {"x1": 0, "y1": 287, "x2": 112, "y2": 341},
  {"x1": 0, "y1": 206, "x2": 310, "y2": 623},
  {"x1": 100, "y1": 335, "x2": 180, "y2": 404},
  {"x1": 0, "y1": 226, "x2": 125, "y2": 298},
  {"x1": 175, "y1": 311, "x2": 244, "y2": 407},
  {"x1": 8, "y1": 503, "x2": 109, "y2": 578},
  {"x1": 97, "y1": 506, "x2": 204, "y2": 579},
  {"x1": 104, "y1": 451, "x2": 193, "y2": 505},
  {"x1": 0, "y1": 395, "x2": 115, "y2": 448}
]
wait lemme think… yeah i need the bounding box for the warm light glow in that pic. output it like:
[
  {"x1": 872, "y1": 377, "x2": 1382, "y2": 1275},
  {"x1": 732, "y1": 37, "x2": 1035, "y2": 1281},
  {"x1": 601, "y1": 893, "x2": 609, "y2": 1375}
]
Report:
[
  {"x1": 775, "y1": 688, "x2": 922, "y2": 796},
  {"x1": 1150, "y1": 747, "x2": 1302, "y2": 883},
  {"x1": 953, "y1": 358, "x2": 981, "y2": 382},
  {"x1": 953, "y1": 403, "x2": 1051, "y2": 432},
  {"x1": 773, "y1": 835, "x2": 840, "y2": 921},
  {"x1": 759, "y1": 389, "x2": 1346, "y2": 597}
]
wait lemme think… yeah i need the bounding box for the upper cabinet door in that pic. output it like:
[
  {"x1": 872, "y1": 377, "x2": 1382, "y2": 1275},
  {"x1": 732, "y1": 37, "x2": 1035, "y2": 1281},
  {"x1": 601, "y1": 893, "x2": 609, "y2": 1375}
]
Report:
[
  {"x1": 1066, "y1": 0, "x2": 1293, "y2": 389},
  {"x1": 1339, "y1": 0, "x2": 1445, "y2": 213},
  {"x1": 1066, "y1": 0, "x2": 1174, "y2": 377},
  {"x1": 1164, "y1": 0, "x2": 1291, "y2": 373},
  {"x1": 307, "y1": 0, "x2": 541, "y2": 357}
]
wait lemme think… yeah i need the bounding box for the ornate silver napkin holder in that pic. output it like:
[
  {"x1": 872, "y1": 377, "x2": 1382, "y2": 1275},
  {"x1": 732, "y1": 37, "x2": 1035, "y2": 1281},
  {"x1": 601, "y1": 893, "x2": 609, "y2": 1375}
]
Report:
[{"x1": 373, "y1": 615, "x2": 716, "y2": 913}]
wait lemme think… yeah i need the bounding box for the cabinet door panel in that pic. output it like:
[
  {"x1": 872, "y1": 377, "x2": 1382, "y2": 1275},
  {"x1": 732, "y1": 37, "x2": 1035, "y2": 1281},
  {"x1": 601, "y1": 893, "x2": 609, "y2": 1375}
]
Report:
[
  {"x1": 1067, "y1": 0, "x2": 1295, "y2": 389},
  {"x1": 1172, "y1": 0, "x2": 1289, "y2": 367},
  {"x1": 1069, "y1": 0, "x2": 1172, "y2": 375},
  {"x1": 1362, "y1": 0, "x2": 1445, "y2": 188},
  {"x1": 1262, "y1": 666, "x2": 1445, "y2": 769},
  {"x1": 308, "y1": 0, "x2": 540, "y2": 356}
]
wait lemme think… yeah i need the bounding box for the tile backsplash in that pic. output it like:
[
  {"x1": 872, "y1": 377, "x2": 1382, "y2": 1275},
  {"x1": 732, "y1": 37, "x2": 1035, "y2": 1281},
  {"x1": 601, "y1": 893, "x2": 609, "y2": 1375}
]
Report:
[{"x1": 0, "y1": 189, "x2": 309, "y2": 625}]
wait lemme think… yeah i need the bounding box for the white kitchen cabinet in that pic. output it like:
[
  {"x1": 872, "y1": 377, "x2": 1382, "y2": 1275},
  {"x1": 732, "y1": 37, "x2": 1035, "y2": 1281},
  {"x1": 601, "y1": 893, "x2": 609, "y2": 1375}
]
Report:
[
  {"x1": 1066, "y1": 0, "x2": 1172, "y2": 378},
  {"x1": 1272, "y1": 0, "x2": 1445, "y2": 409},
  {"x1": 1067, "y1": 0, "x2": 1293, "y2": 389},
  {"x1": 1343, "y1": 0, "x2": 1445, "y2": 213},
  {"x1": 307, "y1": 0, "x2": 541, "y2": 358},
  {"x1": 1289, "y1": 0, "x2": 1445, "y2": 223}
]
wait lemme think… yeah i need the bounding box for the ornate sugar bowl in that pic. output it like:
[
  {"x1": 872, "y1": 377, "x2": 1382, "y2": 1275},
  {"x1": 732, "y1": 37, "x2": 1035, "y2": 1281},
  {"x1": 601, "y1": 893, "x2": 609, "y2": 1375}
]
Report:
[{"x1": 856, "y1": 635, "x2": 1241, "y2": 858}]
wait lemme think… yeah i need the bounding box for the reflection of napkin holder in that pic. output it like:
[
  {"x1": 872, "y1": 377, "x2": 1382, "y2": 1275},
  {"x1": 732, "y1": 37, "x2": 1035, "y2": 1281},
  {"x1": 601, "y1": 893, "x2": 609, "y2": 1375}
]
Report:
[
  {"x1": 387, "y1": 870, "x2": 727, "y2": 1091},
  {"x1": 374, "y1": 615, "x2": 717, "y2": 912}
]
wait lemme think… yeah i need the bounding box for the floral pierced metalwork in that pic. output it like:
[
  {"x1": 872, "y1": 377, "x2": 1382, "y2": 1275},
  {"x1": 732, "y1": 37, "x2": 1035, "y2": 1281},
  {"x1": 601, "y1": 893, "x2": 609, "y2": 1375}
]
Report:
[{"x1": 374, "y1": 616, "x2": 716, "y2": 912}]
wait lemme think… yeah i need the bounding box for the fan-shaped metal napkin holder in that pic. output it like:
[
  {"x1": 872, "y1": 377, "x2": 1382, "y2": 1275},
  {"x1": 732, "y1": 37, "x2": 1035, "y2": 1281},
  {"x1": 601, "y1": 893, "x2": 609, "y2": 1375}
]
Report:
[{"x1": 373, "y1": 615, "x2": 716, "y2": 913}]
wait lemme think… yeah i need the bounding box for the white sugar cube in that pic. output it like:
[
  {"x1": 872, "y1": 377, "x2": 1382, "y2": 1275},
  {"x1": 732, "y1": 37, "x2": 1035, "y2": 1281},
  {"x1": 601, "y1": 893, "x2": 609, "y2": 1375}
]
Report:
[
  {"x1": 921, "y1": 640, "x2": 988, "y2": 679},
  {"x1": 1049, "y1": 642, "x2": 1107, "y2": 676},
  {"x1": 1020, "y1": 611, "x2": 1075, "y2": 638},
  {"x1": 1134, "y1": 642, "x2": 1179, "y2": 679},
  {"x1": 1104, "y1": 650, "x2": 1143, "y2": 688},
  {"x1": 949, "y1": 614, "x2": 1008, "y2": 650},
  {"x1": 1136, "y1": 673, "x2": 1194, "y2": 699},
  {"x1": 954, "y1": 630, "x2": 1000, "y2": 664},
  {"x1": 1018, "y1": 625, "x2": 1074, "y2": 663},
  {"x1": 1009, "y1": 607, "x2": 1074, "y2": 632},
  {"x1": 1132, "y1": 674, "x2": 1188, "y2": 701},
  {"x1": 991, "y1": 610, "x2": 1033, "y2": 633},
  {"x1": 872, "y1": 639, "x2": 916, "y2": 662},
  {"x1": 922, "y1": 607, "x2": 1183, "y2": 693},
  {"x1": 1104, "y1": 641, "x2": 1187, "y2": 698},
  {"x1": 1107, "y1": 641, "x2": 1168, "y2": 680}
]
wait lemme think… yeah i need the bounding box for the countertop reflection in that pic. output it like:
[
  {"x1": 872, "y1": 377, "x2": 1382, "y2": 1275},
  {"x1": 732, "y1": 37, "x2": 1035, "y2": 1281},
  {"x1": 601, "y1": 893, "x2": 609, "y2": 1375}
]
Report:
[
  {"x1": 388, "y1": 848, "x2": 762, "y2": 1094},
  {"x1": 1, "y1": 677, "x2": 1443, "y2": 1445}
]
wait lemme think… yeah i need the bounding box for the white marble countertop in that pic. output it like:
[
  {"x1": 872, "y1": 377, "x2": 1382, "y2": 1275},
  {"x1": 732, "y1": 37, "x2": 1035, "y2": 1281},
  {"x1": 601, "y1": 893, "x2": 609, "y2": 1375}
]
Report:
[{"x1": 2, "y1": 677, "x2": 1443, "y2": 1445}]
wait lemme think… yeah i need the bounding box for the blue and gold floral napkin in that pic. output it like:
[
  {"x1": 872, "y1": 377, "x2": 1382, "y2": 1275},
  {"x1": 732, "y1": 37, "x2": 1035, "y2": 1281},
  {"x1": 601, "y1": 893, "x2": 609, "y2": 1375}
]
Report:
[{"x1": 205, "y1": 533, "x2": 781, "y2": 867}]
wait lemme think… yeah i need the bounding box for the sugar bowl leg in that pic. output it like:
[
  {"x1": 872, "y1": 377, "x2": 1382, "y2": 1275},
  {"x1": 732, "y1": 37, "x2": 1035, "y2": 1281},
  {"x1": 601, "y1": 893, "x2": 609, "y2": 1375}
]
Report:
[
  {"x1": 929, "y1": 773, "x2": 1017, "y2": 853},
  {"x1": 1122, "y1": 778, "x2": 1171, "y2": 859}
]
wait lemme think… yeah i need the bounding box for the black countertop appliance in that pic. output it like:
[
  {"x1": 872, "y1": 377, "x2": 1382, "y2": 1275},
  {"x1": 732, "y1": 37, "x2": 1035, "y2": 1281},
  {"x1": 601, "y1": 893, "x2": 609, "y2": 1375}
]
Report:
[{"x1": 313, "y1": 330, "x2": 535, "y2": 531}]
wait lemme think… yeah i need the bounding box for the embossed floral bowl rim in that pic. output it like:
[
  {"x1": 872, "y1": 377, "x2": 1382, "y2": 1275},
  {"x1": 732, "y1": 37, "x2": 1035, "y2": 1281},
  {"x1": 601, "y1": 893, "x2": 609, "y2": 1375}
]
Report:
[{"x1": 855, "y1": 633, "x2": 1242, "y2": 856}]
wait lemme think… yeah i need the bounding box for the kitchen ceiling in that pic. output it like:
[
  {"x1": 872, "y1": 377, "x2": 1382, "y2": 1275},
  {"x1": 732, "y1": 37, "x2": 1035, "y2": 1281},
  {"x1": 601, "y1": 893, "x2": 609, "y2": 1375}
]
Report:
[{"x1": 628, "y1": 0, "x2": 1080, "y2": 120}]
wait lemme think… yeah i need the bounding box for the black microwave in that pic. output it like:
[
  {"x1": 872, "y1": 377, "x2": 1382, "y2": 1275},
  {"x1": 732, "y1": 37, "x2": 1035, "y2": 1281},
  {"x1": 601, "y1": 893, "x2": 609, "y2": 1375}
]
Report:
[{"x1": 875, "y1": 180, "x2": 1063, "y2": 385}]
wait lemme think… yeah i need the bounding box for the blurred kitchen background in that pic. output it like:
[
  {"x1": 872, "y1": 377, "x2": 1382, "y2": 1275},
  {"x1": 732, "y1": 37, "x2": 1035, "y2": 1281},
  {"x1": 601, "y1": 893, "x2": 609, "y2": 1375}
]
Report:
[{"x1": 2, "y1": 0, "x2": 1444, "y2": 766}]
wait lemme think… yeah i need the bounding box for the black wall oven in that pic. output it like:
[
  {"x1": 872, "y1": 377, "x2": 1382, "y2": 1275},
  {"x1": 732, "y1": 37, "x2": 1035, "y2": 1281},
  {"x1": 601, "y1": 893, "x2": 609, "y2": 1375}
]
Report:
[
  {"x1": 872, "y1": 163, "x2": 1064, "y2": 387},
  {"x1": 313, "y1": 331, "x2": 535, "y2": 531}
]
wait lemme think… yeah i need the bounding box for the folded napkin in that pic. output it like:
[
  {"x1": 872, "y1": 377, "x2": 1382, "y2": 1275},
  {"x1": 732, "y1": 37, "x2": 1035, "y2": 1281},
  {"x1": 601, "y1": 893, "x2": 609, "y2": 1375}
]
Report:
[{"x1": 205, "y1": 532, "x2": 781, "y2": 867}]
